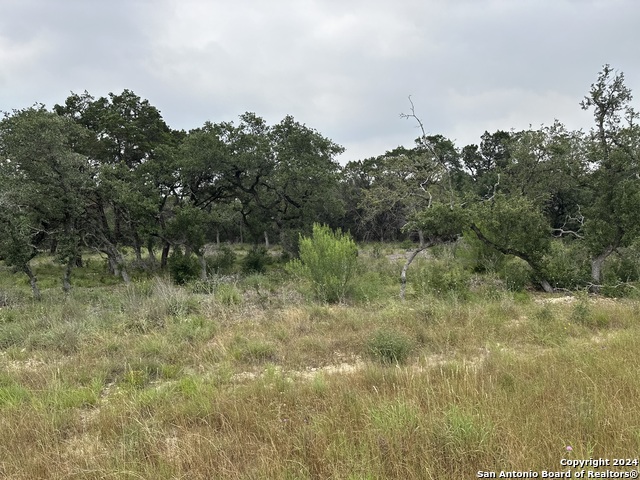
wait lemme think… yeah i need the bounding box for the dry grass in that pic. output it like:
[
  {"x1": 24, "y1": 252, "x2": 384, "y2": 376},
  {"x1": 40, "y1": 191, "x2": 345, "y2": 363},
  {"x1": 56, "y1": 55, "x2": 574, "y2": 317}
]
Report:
[{"x1": 0, "y1": 264, "x2": 639, "y2": 478}]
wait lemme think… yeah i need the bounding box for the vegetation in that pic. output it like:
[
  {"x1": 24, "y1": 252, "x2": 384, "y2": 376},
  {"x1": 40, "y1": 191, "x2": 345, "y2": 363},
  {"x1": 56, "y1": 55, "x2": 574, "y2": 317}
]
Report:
[
  {"x1": 1, "y1": 65, "x2": 639, "y2": 297},
  {"x1": 0, "y1": 65, "x2": 640, "y2": 477},
  {"x1": 0, "y1": 250, "x2": 638, "y2": 478},
  {"x1": 287, "y1": 223, "x2": 359, "y2": 303}
]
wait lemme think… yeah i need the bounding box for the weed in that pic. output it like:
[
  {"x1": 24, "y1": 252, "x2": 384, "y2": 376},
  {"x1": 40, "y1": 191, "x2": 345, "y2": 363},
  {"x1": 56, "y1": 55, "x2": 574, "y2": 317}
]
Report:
[
  {"x1": 0, "y1": 376, "x2": 31, "y2": 407},
  {"x1": 366, "y1": 329, "x2": 413, "y2": 365},
  {"x1": 532, "y1": 304, "x2": 568, "y2": 346},
  {"x1": 571, "y1": 296, "x2": 592, "y2": 325},
  {"x1": 215, "y1": 283, "x2": 242, "y2": 306},
  {"x1": 432, "y1": 405, "x2": 494, "y2": 468},
  {"x1": 368, "y1": 400, "x2": 421, "y2": 433},
  {"x1": 232, "y1": 336, "x2": 278, "y2": 364},
  {"x1": 242, "y1": 246, "x2": 271, "y2": 274}
]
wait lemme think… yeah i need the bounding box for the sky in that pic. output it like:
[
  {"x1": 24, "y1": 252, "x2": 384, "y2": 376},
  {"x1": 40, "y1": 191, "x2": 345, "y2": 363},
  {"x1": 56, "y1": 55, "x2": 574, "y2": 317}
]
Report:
[{"x1": 1, "y1": 0, "x2": 639, "y2": 164}]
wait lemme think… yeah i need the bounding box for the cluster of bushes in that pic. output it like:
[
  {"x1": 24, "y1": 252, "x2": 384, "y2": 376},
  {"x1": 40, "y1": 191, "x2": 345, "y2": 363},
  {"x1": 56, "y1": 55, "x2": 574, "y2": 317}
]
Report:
[
  {"x1": 409, "y1": 236, "x2": 640, "y2": 299},
  {"x1": 168, "y1": 245, "x2": 274, "y2": 285},
  {"x1": 139, "y1": 225, "x2": 640, "y2": 302}
]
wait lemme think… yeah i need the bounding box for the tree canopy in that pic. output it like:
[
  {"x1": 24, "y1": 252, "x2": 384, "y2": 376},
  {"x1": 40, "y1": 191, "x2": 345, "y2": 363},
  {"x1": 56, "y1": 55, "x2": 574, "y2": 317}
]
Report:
[{"x1": 1, "y1": 65, "x2": 639, "y2": 297}]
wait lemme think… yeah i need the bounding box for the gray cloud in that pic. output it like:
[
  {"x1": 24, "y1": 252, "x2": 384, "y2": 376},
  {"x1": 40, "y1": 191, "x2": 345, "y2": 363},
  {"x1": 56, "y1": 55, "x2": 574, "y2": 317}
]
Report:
[{"x1": 1, "y1": 0, "x2": 638, "y2": 163}]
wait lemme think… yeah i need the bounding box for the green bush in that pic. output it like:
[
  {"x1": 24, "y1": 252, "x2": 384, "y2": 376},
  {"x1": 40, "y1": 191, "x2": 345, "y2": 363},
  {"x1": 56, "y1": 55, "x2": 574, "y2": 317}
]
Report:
[
  {"x1": 601, "y1": 244, "x2": 640, "y2": 297},
  {"x1": 456, "y1": 235, "x2": 504, "y2": 273},
  {"x1": 498, "y1": 257, "x2": 532, "y2": 292},
  {"x1": 206, "y1": 245, "x2": 237, "y2": 274},
  {"x1": 414, "y1": 258, "x2": 471, "y2": 298},
  {"x1": 366, "y1": 329, "x2": 413, "y2": 365},
  {"x1": 241, "y1": 247, "x2": 271, "y2": 274},
  {"x1": 543, "y1": 240, "x2": 590, "y2": 289},
  {"x1": 215, "y1": 283, "x2": 242, "y2": 306},
  {"x1": 287, "y1": 224, "x2": 358, "y2": 303},
  {"x1": 168, "y1": 249, "x2": 200, "y2": 285}
]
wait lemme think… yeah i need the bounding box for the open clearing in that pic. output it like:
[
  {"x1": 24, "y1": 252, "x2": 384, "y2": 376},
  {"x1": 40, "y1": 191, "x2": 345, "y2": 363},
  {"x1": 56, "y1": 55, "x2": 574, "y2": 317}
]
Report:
[{"x1": 0, "y1": 255, "x2": 639, "y2": 479}]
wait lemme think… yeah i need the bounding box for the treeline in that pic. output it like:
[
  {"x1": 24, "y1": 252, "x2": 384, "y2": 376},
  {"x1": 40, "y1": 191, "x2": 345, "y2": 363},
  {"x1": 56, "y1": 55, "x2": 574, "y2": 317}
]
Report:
[{"x1": 1, "y1": 65, "x2": 639, "y2": 297}]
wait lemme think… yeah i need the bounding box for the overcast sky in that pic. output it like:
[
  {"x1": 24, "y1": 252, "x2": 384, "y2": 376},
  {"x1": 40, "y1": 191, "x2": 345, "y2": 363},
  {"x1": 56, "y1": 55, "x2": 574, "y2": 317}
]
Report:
[{"x1": 2, "y1": 0, "x2": 639, "y2": 163}]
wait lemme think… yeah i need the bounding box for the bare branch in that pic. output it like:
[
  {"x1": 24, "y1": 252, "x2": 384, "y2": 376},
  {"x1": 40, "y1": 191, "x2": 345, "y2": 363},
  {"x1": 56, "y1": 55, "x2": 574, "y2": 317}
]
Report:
[
  {"x1": 552, "y1": 228, "x2": 584, "y2": 239},
  {"x1": 586, "y1": 281, "x2": 637, "y2": 291},
  {"x1": 552, "y1": 206, "x2": 585, "y2": 238},
  {"x1": 481, "y1": 174, "x2": 500, "y2": 202},
  {"x1": 400, "y1": 96, "x2": 439, "y2": 158}
]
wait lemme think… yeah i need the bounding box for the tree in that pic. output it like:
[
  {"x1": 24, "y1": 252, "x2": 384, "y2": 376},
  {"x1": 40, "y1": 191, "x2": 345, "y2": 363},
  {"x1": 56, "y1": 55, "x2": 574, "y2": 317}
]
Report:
[
  {"x1": 0, "y1": 191, "x2": 44, "y2": 300},
  {"x1": 457, "y1": 124, "x2": 588, "y2": 292},
  {"x1": 461, "y1": 130, "x2": 512, "y2": 197},
  {"x1": 369, "y1": 99, "x2": 469, "y2": 298},
  {"x1": 403, "y1": 201, "x2": 468, "y2": 298},
  {"x1": 0, "y1": 106, "x2": 93, "y2": 294},
  {"x1": 55, "y1": 90, "x2": 177, "y2": 280},
  {"x1": 267, "y1": 115, "x2": 345, "y2": 246},
  {"x1": 580, "y1": 65, "x2": 640, "y2": 290},
  {"x1": 357, "y1": 146, "x2": 442, "y2": 243},
  {"x1": 468, "y1": 194, "x2": 553, "y2": 292},
  {"x1": 174, "y1": 113, "x2": 344, "y2": 256}
]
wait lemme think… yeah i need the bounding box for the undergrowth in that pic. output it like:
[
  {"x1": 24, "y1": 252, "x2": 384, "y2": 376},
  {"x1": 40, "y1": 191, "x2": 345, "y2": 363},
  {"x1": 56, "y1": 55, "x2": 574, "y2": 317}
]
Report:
[{"x1": 0, "y1": 249, "x2": 638, "y2": 478}]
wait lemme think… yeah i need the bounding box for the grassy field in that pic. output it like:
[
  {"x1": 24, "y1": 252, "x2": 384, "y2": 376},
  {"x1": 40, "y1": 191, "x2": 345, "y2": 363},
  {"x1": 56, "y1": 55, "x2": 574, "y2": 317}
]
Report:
[{"x1": 0, "y1": 247, "x2": 639, "y2": 479}]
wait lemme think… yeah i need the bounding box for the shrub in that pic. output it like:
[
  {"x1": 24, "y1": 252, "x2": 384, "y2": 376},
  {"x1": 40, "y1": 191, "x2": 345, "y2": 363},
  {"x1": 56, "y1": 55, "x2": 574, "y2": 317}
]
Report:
[
  {"x1": 287, "y1": 224, "x2": 358, "y2": 303},
  {"x1": 206, "y1": 245, "x2": 237, "y2": 275},
  {"x1": 498, "y1": 257, "x2": 532, "y2": 292},
  {"x1": 601, "y1": 244, "x2": 640, "y2": 297},
  {"x1": 232, "y1": 338, "x2": 277, "y2": 364},
  {"x1": 366, "y1": 329, "x2": 413, "y2": 365},
  {"x1": 168, "y1": 249, "x2": 200, "y2": 285},
  {"x1": 456, "y1": 235, "x2": 504, "y2": 273},
  {"x1": 215, "y1": 283, "x2": 242, "y2": 306},
  {"x1": 414, "y1": 258, "x2": 471, "y2": 298},
  {"x1": 543, "y1": 240, "x2": 590, "y2": 290},
  {"x1": 241, "y1": 247, "x2": 271, "y2": 274}
]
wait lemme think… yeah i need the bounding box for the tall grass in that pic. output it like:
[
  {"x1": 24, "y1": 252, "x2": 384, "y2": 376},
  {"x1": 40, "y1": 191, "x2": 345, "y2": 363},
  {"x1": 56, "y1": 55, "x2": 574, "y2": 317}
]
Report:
[{"x1": 0, "y1": 250, "x2": 638, "y2": 478}]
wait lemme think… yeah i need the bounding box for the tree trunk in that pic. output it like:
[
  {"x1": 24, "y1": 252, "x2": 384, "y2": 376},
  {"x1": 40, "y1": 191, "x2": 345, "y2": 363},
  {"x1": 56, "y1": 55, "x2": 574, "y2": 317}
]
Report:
[
  {"x1": 105, "y1": 245, "x2": 130, "y2": 285},
  {"x1": 400, "y1": 244, "x2": 431, "y2": 300},
  {"x1": 147, "y1": 240, "x2": 157, "y2": 266},
  {"x1": 116, "y1": 251, "x2": 130, "y2": 285},
  {"x1": 22, "y1": 264, "x2": 41, "y2": 301},
  {"x1": 161, "y1": 242, "x2": 171, "y2": 269},
  {"x1": 539, "y1": 279, "x2": 554, "y2": 294},
  {"x1": 216, "y1": 229, "x2": 220, "y2": 248},
  {"x1": 133, "y1": 237, "x2": 143, "y2": 263},
  {"x1": 264, "y1": 231, "x2": 270, "y2": 249},
  {"x1": 107, "y1": 254, "x2": 119, "y2": 277},
  {"x1": 62, "y1": 262, "x2": 73, "y2": 293},
  {"x1": 198, "y1": 253, "x2": 207, "y2": 281},
  {"x1": 120, "y1": 265, "x2": 131, "y2": 285},
  {"x1": 590, "y1": 245, "x2": 615, "y2": 293},
  {"x1": 470, "y1": 224, "x2": 554, "y2": 294}
]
